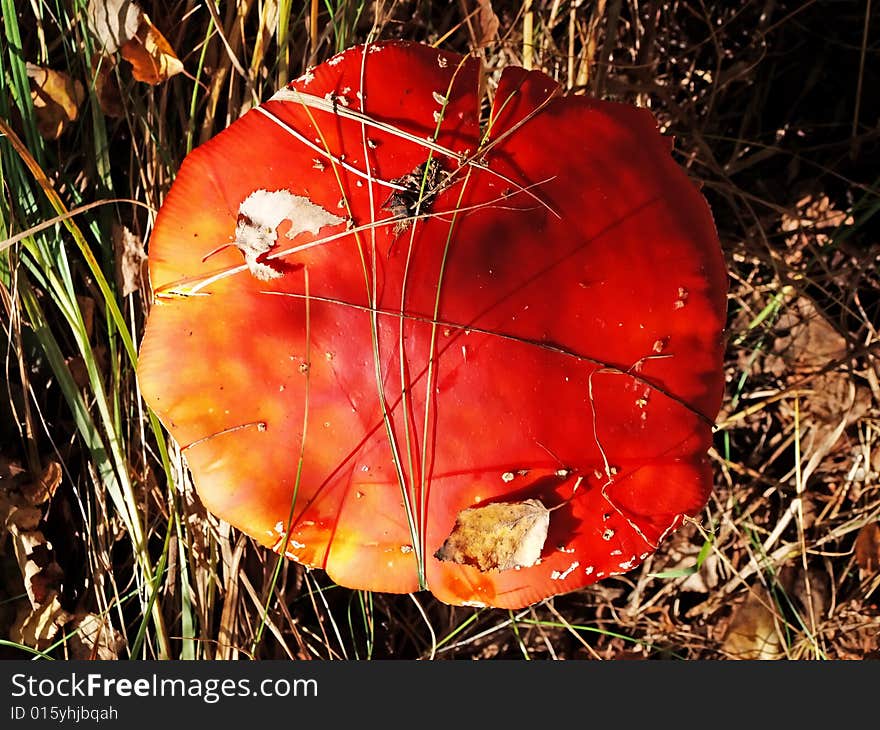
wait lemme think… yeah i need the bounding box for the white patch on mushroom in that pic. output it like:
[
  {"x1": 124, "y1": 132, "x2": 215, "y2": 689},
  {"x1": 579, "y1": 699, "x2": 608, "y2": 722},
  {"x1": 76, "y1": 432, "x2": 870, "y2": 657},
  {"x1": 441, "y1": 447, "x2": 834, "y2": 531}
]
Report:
[
  {"x1": 618, "y1": 555, "x2": 637, "y2": 570},
  {"x1": 501, "y1": 471, "x2": 515, "y2": 483},
  {"x1": 273, "y1": 521, "x2": 285, "y2": 535},
  {"x1": 234, "y1": 189, "x2": 344, "y2": 280},
  {"x1": 674, "y1": 286, "x2": 689, "y2": 310},
  {"x1": 432, "y1": 91, "x2": 447, "y2": 105},
  {"x1": 327, "y1": 53, "x2": 345, "y2": 65},
  {"x1": 297, "y1": 70, "x2": 315, "y2": 85},
  {"x1": 461, "y1": 600, "x2": 487, "y2": 608},
  {"x1": 610, "y1": 549, "x2": 622, "y2": 556},
  {"x1": 602, "y1": 528, "x2": 615, "y2": 541},
  {"x1": 551, "y1": 561, "x2": 579, "y2": 580},
  {"x1": 584, "y1": 565, "x2": 594, "y2": 575},
  {"x1": 437, "y1": 55, "x2": 448, "y2": 68},
  {"x1": 400, "y1": 545, "x2": 413, "y2": 554},
  {"x1": 289, "y1": 540, "x2": 305, "y2": 549}
]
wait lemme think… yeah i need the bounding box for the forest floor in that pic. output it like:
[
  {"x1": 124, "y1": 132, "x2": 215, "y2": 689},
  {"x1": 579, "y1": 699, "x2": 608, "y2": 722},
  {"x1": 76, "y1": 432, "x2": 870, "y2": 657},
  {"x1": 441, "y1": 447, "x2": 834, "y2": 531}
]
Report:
[{"x1": 1, "y1": 0, "x2": 878, "y2": 659}]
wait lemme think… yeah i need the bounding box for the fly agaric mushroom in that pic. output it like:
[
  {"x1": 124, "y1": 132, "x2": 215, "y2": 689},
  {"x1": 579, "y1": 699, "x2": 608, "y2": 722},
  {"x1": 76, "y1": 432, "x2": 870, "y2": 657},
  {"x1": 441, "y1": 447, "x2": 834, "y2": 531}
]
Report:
[{"x1": 137, "y1": 41, "x2": 727, "y2": 609}]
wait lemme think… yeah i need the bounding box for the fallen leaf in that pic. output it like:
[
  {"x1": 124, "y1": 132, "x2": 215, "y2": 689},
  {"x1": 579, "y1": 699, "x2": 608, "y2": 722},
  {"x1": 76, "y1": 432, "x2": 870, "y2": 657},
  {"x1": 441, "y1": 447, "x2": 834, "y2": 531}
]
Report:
[
  {"x1": 855, "y1": 522, "x2": 880, "y2": 578},
  {"x1": 20, "y1": 461, "x2": 62, "y2": 507},
  {"x1": 87, "y1": 0, "x2": 182, "y2": 84},
  {"x1": 434, "y1": 499, "x2": 550, "y2": 572},
  {"x1": 120, "y1": 13, "x2": 184, "y2": 85},
  {"x1": 91, "y1": 53, "x2": 125, "y2": 118},
  {"x1": 722, "y1": 589, "x2": 784, "y2": 660},
  {"x1": 771, "y1": 296, "x2": 847, "y2": 375},
  {"x1": 113, "y1": 224, "x2": 147, "y2": 296},
  {"x1": 87, "y1": 0, "x2": 141, "y2": 54},
  {"x1": 68, "y1": 613, "x2": 126, "y2": 660},
  {"x1": 472, "y1": 0, "x2": 500, "y2": 47},
  {"x1": 26, "y1": 64, "x2": 85, "y2": 140},
  {"x1": 12, "y1": 596, "x2": 73, "y2": 649},
  {"x1": 1, "y1": 461, "x2": 71, "y2": 649}
]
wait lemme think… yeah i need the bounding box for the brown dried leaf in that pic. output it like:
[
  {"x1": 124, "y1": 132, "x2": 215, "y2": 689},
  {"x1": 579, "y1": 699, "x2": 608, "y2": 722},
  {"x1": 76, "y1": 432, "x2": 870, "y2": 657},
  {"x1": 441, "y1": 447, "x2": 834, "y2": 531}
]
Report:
[
  {"x1": 113, "y1": 224, "x2": 147, "y2": 296},
  {"x1": 722, "y1": 589, "x2": 784, "y2": 659},
  {"x1": 434, "y1": 499, "x2": 550, "y2": 572},
  {"x1": 87, "y1": 0, "x2": 141, "y2": 54},
  {"x1": 12, "y1": 595, "x2": 73, "y2": 648},
  {"x1": 473, "y1": 0, "x2": 500, "y2": 47},
  {"x1": 2, "y1": 462, "x2": 72, "y2": 648},
  {"x1": 91, "y1": 53, "x2": 125, "y2": 118},
  {"x1": 1, "y1": 461, "x2": 61, "y2": 539},
  {"x1": 87, "y1": 0, "x2": 182, "y2": 84},
  {"x1": 68, "y1": 613, "x2": 126, "y2": 660},
  {"x1": 23, "y1": 462, "x2": 62, "y2": 506},
  {"x1": 772, "y1": 297, "x2": 847, "y2": 373},
  {"x1": 120, "y1": 13, "x2": 183, "y2": 85},
  {"x1": 26, "y1": 64, "x2": 85, "y2": 140},
  {"x1": 854, "y1": 522, "x2": 880, "y2": 578}
]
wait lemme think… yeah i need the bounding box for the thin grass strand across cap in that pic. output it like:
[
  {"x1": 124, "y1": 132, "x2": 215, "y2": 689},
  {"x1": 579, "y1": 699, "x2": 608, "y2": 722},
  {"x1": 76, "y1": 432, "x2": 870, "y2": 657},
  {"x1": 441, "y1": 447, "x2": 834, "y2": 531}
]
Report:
[{"x1": 137, "y1": 41, "x2": 728, "y2": 609}]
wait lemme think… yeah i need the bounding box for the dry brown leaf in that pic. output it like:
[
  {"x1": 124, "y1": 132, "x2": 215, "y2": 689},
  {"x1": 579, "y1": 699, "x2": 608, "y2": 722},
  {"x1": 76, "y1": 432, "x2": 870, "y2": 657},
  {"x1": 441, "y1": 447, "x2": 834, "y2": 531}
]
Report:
[
  {"x1": 1, "y1": 461, "x2": 71, "y2": 649},
  {"x1": 766, "y1": 296, "x2": 869, "y2": 434},
  {"x1": 434, "y1": 499, "x2": 550, "y2": 572},
  {"x1": 722, "y1": 589, "x2": 784, "y2": 660},
  {"x1": 87, "y1": 0, "x2": 182, "y2": 84},
  {"x1": 120, "y1": 13, "x2": 183, "y2": 85},
  {"x1": 473, "y1": 0, "x2": 501, "y2": 47},
  {"x1": 87, "y1": 0, "x2": 141, "y2": 54},
  {"x1": 91, "y1": 53, "x2": 125, "y2": 117},
  {"x1": 68, "y1": 613, "x2": 126, "y2": 660},
  {"x1": 855, "y1": 522, "x2": 880, "y2": 578},
  {"x1": 22, "y1": 461, "x2": 62, "y2": 507},
  {"x1": 12, "y1": 595, "x2": 73, "y2": 648},
  {"x1": 113, "y1": 224, "x2": 147, "y2": 296},
  {"x1": 771, "y1": 296, "x2": 847, "y2": 374},
  {"x1": 26, "y1": 64, "x2": 85, "y2": 140}
]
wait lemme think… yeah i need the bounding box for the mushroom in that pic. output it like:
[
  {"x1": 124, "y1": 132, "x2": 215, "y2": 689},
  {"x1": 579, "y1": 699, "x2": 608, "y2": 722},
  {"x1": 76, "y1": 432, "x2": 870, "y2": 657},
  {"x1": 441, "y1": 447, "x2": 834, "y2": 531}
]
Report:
[{"x1": 137, "y1": 41, "x2": 727, "y2": 609}]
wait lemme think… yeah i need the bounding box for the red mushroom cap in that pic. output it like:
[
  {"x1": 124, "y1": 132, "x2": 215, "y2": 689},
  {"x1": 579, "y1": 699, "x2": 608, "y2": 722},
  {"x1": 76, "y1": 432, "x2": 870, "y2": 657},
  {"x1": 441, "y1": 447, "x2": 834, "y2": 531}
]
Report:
[{"x1": 137, "y1": 41, "x2": 727, "y2": 608}]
